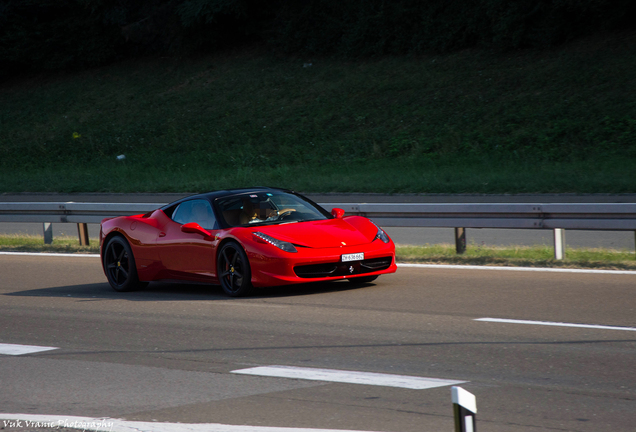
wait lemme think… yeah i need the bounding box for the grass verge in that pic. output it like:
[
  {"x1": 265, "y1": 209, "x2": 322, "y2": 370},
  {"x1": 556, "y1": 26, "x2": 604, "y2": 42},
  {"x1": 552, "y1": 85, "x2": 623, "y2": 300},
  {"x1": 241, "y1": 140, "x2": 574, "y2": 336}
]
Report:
[
  {"x1": 2, "y1": 32, "x2": 635, "y2": 193},
  {"x1": 1, "y1": 235, "x2": 634, "y2": 271},
  {"x1": 397, "y1": 244, "x2": 636, "y2": 271},
  {"x1": 0, "y1": 235, "x2": 99, "y2": 254}
]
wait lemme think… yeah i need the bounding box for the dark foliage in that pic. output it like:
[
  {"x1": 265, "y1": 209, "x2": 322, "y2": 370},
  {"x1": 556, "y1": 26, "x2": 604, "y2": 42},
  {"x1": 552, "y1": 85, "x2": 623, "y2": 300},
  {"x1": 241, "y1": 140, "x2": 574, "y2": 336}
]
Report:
[
  {"x1": 0, "y1": 0, "x2": 122, "y2": 75},
  {"x1": 0, "y1": 0, "x2": 266, "y2": 77},
  {"x1": 270, "y1": 0, "x2": 636, "y2": 55},
  {"x1": 1, "y1": 0, "x2": 635, "y2": 76}
]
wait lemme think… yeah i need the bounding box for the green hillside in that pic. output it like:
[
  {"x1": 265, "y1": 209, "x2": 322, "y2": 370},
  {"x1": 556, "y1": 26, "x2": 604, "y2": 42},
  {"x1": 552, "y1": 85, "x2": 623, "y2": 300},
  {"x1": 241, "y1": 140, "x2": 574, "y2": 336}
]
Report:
[{"x1": 1, "y1": 32, "x2": 635, "y2": 193}]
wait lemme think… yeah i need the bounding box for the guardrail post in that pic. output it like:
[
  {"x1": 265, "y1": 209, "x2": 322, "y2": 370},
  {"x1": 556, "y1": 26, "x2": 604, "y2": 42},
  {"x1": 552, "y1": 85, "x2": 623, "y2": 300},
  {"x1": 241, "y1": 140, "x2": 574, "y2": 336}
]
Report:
[
  {"x1": 554, "y1": 228, "x2": 565, "y2": 260},
  {"x1": 452, "y1": 386, "x2": 477, "y2": 432},
  {"x1": 455, "y1": 228, "x2": 466, "y2": 254},
  {"x1": 43, "y1": 223, "x2": 53, "y2": 244},
  {"x1": 77, "y1": 223, "x2": 90, "y2": 246}
]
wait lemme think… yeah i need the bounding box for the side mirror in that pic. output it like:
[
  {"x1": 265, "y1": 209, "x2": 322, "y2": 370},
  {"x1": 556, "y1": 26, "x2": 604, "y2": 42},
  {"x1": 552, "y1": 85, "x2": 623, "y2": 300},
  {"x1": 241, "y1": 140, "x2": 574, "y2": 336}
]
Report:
[
  {"x1": 181, "y1": 222, "x2": 212, "y2": 239},
  {"x1": 331, "y1": 208, "x2": 345, "y2": 219}
]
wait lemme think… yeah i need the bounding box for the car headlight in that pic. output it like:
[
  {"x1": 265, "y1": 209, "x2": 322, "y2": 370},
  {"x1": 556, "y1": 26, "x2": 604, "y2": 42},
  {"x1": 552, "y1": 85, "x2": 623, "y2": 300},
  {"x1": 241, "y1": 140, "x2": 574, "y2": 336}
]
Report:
[
  {"x1": 253, "y1": 232, "x2": 298, "y2": 253},
  {"x1": 370, "y1": 220, "x2": 390, "y2": 243}
]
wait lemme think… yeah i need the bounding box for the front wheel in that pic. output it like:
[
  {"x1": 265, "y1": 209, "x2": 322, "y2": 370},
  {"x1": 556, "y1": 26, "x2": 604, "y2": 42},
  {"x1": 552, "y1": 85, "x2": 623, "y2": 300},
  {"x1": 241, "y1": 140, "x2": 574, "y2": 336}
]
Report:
[
  {"x1": 103, "y1": 236, "x2": 147, "y2": 292},
  {"x1": 217, "y1": 241, "x2": 253, "y2": 297}
]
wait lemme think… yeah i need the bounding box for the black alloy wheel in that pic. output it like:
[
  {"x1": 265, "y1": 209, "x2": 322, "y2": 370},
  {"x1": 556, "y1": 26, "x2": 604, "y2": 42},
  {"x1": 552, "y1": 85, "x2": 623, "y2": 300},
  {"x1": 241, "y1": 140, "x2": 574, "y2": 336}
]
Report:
[
  {"x1": 103, "y1": 236, "x2": 146, "y2": 292},
  {"x1": 217, "y1": 241, "x2": 253, "y2": 297}
]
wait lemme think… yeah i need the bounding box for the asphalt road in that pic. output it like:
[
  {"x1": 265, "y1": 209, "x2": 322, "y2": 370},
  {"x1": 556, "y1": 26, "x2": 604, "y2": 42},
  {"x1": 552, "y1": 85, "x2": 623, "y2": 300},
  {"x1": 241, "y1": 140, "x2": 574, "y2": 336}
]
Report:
[
  {"x1": 1, "y1": 193, "x2": 635, "y2": 250},
  {"x1": 1, "y1": 254, "x2": 635, "y2": 431}
]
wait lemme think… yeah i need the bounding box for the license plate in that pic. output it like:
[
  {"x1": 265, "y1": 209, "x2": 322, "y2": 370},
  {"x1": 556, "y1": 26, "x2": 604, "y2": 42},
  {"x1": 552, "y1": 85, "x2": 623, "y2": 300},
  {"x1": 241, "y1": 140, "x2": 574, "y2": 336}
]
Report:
[{"x1": 341, "y1": 252, "x2": 364, "y2": 262}]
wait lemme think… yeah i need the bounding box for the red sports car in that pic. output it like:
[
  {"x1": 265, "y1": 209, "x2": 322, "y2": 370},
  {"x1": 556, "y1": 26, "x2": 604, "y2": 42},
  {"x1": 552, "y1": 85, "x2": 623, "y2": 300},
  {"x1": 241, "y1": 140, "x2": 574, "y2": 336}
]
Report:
[{"x1": 100, "y1": 187, "x2": 396, "y2": 296}]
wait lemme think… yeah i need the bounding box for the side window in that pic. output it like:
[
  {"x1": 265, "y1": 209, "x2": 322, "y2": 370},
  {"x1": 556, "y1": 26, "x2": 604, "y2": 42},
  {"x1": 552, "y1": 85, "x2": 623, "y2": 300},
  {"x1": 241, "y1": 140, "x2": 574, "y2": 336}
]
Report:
[{"x1": 172, "y1": 199, "x2": 218, "y2": 230}]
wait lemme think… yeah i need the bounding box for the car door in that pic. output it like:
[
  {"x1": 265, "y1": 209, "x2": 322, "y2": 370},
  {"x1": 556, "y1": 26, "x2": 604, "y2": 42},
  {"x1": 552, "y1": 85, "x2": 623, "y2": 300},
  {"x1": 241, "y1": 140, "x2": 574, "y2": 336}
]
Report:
[{"x1": 156, "y1": 199, "x2": 220, "y2": 281}]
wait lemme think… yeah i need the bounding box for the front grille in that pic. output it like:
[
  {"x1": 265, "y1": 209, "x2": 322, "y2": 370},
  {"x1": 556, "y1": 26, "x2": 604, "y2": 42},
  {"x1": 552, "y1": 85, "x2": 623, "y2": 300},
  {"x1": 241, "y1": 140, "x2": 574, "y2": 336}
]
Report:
[
  {"x1": 294, "y1": 256, "x2": 393, "y2": 278},
  {"x1": 360, "y1": 257, "x2": 393, "y2": 271},
  {"x1": 294, "y1": 263, "x2": 338, "y2": 278}
]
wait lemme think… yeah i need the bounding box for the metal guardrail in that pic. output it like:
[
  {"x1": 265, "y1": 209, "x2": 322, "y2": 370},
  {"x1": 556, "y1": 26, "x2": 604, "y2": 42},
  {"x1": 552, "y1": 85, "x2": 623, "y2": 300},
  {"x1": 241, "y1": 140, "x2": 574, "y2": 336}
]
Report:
[
  {"x1": 0, "y1": 202, "x2": 164, "y2": 224},
  {"x1": 1, "y1": 202, "x2": 635, "y2": 258},
  {"x1": 2, "y1": 202, "x2": 636, "y2": 229},
  {"x1": 322, "y1": 203, "x2": 636, "y2": 231}
]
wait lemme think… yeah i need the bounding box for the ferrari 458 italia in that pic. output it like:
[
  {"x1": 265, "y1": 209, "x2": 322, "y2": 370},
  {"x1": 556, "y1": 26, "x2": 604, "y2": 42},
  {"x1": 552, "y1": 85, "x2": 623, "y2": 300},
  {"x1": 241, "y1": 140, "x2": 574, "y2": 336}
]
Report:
[{"x1": 100, "y1": 187, "x2": 396, "y2": 296}]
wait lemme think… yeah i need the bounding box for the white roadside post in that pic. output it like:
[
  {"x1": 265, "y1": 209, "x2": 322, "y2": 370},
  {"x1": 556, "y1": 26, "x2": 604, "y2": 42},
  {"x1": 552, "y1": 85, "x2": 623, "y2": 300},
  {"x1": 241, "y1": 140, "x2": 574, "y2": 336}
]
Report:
[
  {"x1": 553, "y1": 228, "x2": 566, "y2": 260},
  {"x1": 452, "y1": 386, "x2": 477, "y2": 432}
]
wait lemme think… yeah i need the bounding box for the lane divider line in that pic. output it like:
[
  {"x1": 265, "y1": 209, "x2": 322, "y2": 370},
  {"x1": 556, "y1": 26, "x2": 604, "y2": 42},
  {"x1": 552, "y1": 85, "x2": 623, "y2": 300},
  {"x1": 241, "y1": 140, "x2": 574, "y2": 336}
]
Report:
[
  {"x1": 0, "y1": 414, "x2": 383, "y2": 432},
  {"x1": 231, "y1": 365, "x2": 466, "y2": 389},
  {"x1": 0, "y1": 343, "x2": 59, "y2": 355},
  {"x1": 475, "y1": 318, "x2": 636, "y2": 332}
]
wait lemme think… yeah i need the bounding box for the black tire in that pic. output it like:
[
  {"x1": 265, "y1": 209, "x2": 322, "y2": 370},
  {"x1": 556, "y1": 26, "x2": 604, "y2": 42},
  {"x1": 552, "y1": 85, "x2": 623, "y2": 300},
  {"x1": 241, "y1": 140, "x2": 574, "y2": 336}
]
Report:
[
  {"x1": 217, "y1": 241, "x2": 253, "y2": 297},
  {"x1": 103, "y1": 236, "x2": 147, "y2": 292},
  {"x1": 348, "y1": 275, "x2": 378, "y2": 284}
]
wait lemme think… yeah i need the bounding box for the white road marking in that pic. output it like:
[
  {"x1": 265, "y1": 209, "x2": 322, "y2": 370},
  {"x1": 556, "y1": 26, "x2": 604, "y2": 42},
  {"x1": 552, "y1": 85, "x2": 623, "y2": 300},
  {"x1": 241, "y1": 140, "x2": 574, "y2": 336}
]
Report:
[
  {"x1": 475, "y1": 318, "x2": 636, "y2": 332},
  {"x1": 398, "y1": 263, "x2": 636, "y2": 275},
  {"x1": 0, "y1": 251, "x2": 99, "y2": 257},
  {"x1": 231, "y1": 365, "x2": 466, "y2": 389},
  {"x1": 0, "y1": 414, "x2": 383, "y2": 432},
  {"x1": 0, "y1": 343, "x2": 59, "y2": 355}
]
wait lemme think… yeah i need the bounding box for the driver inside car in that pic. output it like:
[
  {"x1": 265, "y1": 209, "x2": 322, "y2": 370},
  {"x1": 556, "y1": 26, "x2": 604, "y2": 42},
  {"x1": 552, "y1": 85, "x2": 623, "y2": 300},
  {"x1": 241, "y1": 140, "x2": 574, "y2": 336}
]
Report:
[{"x1": 239, "y1": 198, "x2": 295, "y2": 225}]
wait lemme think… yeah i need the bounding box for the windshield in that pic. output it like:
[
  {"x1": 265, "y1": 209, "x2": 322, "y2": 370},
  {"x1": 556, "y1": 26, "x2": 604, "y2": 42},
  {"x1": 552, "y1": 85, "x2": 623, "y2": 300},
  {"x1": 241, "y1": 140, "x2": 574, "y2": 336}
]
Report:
[{"x1": 215, "y1": 191, "x2": 330, "y2": 227}]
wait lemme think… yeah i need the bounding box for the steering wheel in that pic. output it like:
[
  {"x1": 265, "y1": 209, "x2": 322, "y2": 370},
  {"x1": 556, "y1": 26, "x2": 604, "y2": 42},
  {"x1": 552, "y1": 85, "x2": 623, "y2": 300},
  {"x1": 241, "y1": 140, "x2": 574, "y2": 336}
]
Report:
[{"x1": 276, "y1": 209, "x2": 296, "y2": 220}]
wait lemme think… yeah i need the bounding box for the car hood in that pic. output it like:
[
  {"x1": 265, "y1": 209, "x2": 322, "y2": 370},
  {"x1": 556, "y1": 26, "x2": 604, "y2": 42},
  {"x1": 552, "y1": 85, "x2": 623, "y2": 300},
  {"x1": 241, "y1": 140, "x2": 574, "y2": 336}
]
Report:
[{"x1": 256, "y1": 218, "x2": 375, "y2": 249}]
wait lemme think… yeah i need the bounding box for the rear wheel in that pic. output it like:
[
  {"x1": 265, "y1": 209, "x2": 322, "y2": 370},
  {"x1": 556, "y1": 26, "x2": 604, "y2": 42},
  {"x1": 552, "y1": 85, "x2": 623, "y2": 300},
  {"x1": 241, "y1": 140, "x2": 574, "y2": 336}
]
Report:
[
  {"x1": 103, "y1": 236, "x2": 147, "y2": 292},
  {"x1": 348, "y1": 275, "x2": 378, "y2": 284},
  {"x1": 217, "y1": 241, "x2": 253, "y2": 297}
]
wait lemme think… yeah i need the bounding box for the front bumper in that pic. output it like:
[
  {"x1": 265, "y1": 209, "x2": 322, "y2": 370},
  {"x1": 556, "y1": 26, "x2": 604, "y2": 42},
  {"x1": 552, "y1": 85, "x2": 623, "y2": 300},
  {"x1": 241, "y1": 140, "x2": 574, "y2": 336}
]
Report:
[{"x1": 246, "y1": 240, "x2": 397, "y2": 287}]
